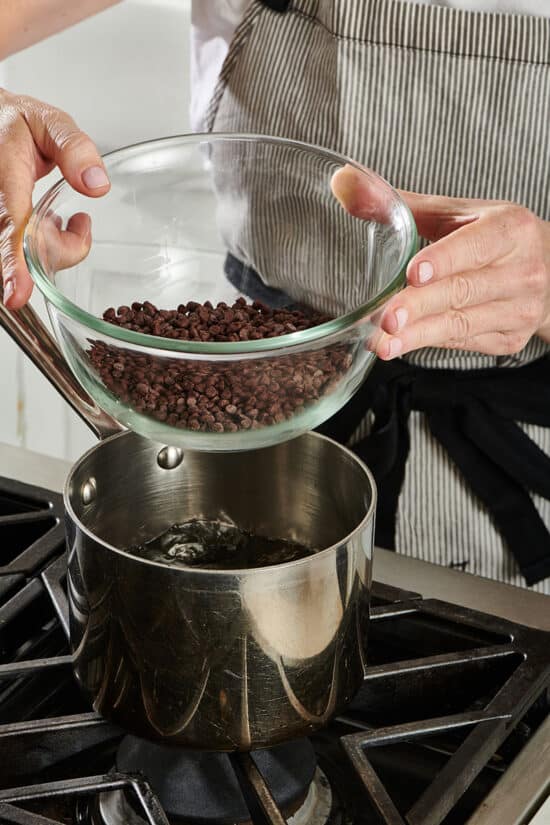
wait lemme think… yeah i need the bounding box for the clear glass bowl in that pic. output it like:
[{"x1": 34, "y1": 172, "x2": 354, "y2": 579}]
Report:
[{"x1": 24, "y1": 134, "x2": 417, "y2": 451}]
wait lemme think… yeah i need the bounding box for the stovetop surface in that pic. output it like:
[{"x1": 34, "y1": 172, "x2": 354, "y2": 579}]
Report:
[{"x1": 0, "y1": 474, "x2": 549, "y2": 825}]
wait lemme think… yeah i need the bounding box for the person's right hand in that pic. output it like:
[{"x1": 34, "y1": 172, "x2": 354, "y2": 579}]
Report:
[{"x1": 0, "y1": 89, "x2": 110, "y2": 309}]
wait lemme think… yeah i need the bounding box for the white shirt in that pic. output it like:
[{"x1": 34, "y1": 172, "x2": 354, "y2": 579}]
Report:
[{"x1": 191, "y1": 0, "x2": 550, "y2": 130}]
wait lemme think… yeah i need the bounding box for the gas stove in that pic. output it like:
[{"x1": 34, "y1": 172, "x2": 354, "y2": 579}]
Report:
[{"x1": 0, "y1": 445, "x2": 549, "y2": 825}]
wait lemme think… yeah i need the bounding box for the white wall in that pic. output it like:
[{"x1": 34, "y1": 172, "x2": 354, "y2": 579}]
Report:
[{"x1": 0, "y1": 0, "x2": 192, "y2": 461}]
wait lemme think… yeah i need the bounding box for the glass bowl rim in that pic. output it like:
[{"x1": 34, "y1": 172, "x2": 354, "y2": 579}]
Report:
[{"x1": 24, "y1": 132, "x2": 418, "y2": 355}]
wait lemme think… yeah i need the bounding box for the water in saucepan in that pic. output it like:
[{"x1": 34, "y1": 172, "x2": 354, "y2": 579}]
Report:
[{"x1": 127, "y1": 519, "x2": 316, "y2": 570}]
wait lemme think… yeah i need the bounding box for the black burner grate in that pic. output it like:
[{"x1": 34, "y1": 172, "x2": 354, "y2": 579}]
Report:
[
  {"x1": 0, "y1": 774, "x2": 169, "y2": 825},
  {"x1": 0, "y1": 476, "x2": 64, "y2": 605},
  {"x1": 0, "y1": 476, "x2": 548, "y2": 825}
]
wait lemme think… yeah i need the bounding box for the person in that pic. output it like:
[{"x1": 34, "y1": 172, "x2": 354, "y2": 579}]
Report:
[{"x1": 1, "y1": 0, "x2": 549, "y2": 592}]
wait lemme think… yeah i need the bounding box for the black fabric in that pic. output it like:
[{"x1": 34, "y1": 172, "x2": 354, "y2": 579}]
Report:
[
  {"x1": 225, "y1": 252, "x2": 297, "y2": 309},
  {"x1": 258, "y1": 0, "x2": 291, "y2": 11},
  {"x1": 319, "y1": 356, "x2": 550, "y2": 586}
]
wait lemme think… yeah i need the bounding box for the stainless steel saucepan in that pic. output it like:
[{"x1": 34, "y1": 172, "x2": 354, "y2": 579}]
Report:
[{"x1": 0, "y1": 292, "x2": 376, "y2": 751}]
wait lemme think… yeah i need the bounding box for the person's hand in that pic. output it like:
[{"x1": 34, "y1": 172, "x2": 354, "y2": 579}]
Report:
[
  {"x1": 0, "y1": 88, "x2": 110, "y2": 309},
  {"x1": 332, "y1": 166, "x2": 550, "y2": 359}
]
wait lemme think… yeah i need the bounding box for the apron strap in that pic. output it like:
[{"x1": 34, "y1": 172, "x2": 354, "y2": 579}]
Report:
[
  {"x1": 258, "y1": 0, "x2": 291, "y2": 10},
  {"x1": 325, "y1": 356, "x2": 550, "y2": 586}
]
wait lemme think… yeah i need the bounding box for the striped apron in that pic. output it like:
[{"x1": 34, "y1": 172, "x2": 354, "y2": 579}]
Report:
[{"x1": 206, "y1": 0, "x2": 550, "y2": 593}]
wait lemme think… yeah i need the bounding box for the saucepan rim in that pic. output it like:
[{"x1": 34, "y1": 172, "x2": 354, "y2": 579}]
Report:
[{"x1": 63, "y1": 430, "x2": 377, "y2": 576}]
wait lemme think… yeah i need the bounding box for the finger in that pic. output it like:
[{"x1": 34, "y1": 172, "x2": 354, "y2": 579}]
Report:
[
  {"x1": 331, "y1": 164, "x2": 396, "y2": 224},
  {"x1": 20, "y1": 96, "x2": 110, "y2": 197},
  {"x1": 379, "y1": 266, "x2": 523, "y2": 335},
  {"x1": 365, "y1": 323, "x2": 387, "y2": 353},
  {"x1": 40, "y1": 211, "x2": 92, "y2": 272},
  {"x1": 375, "y1": 301, "x2": 521, "y2": 359},
  {"x1": 406, "y1": 205, "x2": 532, "y2": 287},
  {"x1": 59, "y1": 212, "x2": 92, "y2": 269},
  {"x1": 374, "y1": 328, "x2": 530, "y2": 357}
]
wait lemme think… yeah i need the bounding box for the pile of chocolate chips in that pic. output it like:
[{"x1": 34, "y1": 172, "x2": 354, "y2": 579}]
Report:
[
  {"x1": 88, "y1": 298, "x2": 351, "y2": 434},
  {"x1": 103, "y1": 297, "x2": 331, "y2": 342}
]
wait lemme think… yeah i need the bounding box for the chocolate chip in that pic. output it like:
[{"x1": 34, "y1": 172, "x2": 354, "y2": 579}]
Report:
[{"x1": 89, "y1": 298, "x2": 348, "y2": 435}]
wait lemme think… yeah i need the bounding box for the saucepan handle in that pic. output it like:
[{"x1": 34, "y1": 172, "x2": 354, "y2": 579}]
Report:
[{"x1": 0, "y1": 284, "x2": 124, "y2": 440}]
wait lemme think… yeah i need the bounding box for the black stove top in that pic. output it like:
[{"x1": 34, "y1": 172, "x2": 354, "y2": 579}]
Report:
[{"x1": 0, "y1": 475, "x2": 549, "y2": 825}]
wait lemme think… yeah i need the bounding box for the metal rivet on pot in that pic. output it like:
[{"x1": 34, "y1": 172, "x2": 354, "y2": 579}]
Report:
[
  {"x1": 157, "y1": 446, "x2": 184, "y2": 470},
  {"x1": 81, "y1": 477, "x2": 97, "y2": 505}
]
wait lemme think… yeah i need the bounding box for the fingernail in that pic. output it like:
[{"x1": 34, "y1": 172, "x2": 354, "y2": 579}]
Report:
[
  {"x1": 418, "y1": 261, "x2": 434, "y2": 283},
  {"x1": 387, "y1": 338, "x2": 402, "y2": 359},
  {"x1": 82, "y1": 165, "x2": 109, "y2": 189},
  {"x1": 394, "y1": 307, "x2": 408, "y2": 332},
  {"x1": 3, "y1": 279, "x2": 15, "y2": 305}
]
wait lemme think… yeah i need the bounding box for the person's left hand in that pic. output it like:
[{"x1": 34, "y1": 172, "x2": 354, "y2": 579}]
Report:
[
  {"x1": 332, "y1": 167, "x2": 550, "y2": 359},
  {"x1": 376, "y1": 193, "x2": 550, "y2": 359}
]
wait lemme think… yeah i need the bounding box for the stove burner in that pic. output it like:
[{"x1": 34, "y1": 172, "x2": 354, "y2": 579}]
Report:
[
  {"x1": 105, "y1": 735, "x2": 318, "y2": 823},
  {"x1": 96, "y1": 767, "x2": 332, "y2": 825}
]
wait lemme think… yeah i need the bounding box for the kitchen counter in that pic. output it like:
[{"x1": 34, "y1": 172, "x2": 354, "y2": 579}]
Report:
[{"x1": 2, "y1": 441, "x2": 549, "y2": 632}]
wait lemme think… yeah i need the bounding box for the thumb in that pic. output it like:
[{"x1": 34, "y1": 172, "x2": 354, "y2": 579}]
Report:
[
  {"x1": 331, "y1": 164, "x2": 480, "y2": 241},
  {"x1": 331, "y1": 164, "x2": 394, "y2": 224},
  {"x1": 398, "y1": 190, "x2": 480, "y2": 242}
]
